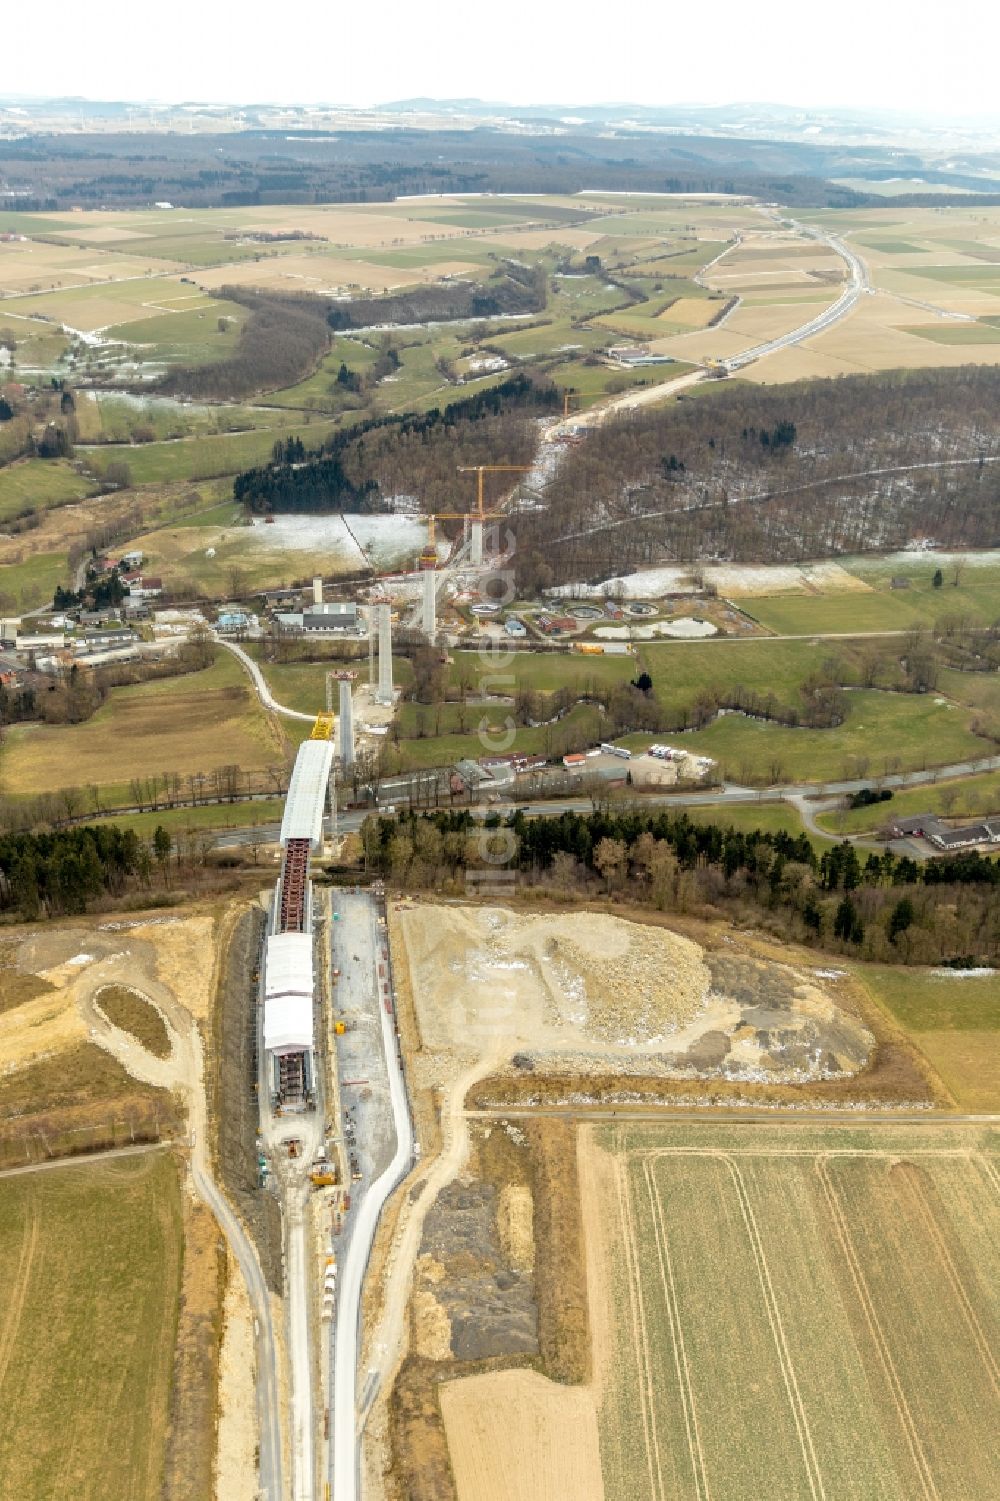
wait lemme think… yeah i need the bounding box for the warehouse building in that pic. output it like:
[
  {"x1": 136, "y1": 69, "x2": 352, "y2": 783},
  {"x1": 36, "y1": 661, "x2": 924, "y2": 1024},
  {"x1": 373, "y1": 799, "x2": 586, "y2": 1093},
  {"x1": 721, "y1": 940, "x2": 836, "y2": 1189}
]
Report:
[{"x1": 274, "y1": 601, "x2": 360, "y2": 636}]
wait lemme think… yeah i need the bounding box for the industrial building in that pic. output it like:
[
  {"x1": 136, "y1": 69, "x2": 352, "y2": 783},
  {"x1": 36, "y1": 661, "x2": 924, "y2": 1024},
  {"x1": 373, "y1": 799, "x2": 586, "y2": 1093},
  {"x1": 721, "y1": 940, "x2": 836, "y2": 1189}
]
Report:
[
  {"x1": 888, "y1": 811, "x2": 1000, "y2": 850},
  {"x1": 262, "y1": 731, "x2": 334, "y2": 1112},
  {"x1": 275, "y1": 602, "x2": 360, "y2": 636}
]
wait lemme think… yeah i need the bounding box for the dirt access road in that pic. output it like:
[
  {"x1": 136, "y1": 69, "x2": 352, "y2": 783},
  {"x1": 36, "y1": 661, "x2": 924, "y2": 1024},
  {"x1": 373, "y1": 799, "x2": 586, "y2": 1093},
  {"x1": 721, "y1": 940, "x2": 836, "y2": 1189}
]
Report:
[{"x1": 74, "y1": 951, "x2": 284, "y2": 1501}]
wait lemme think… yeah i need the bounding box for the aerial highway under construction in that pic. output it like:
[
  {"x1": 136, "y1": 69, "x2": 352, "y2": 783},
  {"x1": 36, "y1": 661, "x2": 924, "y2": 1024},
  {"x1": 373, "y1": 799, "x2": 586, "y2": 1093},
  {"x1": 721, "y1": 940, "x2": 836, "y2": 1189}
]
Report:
[{"x1": 252, "y1": 709, "x2": 413, "y2": 1501}]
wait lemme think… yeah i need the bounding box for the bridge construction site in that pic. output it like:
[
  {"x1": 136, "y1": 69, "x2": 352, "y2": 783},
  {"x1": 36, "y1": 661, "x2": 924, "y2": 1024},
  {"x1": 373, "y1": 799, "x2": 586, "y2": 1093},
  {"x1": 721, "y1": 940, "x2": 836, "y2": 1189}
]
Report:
[{"x1": 255, "y1": 705, "x2": 413, "y2": 1501}]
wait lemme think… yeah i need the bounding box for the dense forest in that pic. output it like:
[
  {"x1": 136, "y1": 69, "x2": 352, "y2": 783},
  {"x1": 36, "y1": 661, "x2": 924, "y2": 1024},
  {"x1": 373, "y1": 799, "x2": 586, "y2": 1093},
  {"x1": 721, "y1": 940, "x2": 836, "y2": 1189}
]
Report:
[
  {"x1": 233, "y1": 374, "x2": 558, "y2": 514},
  {"x1": 0, "y1": 127, "x2": 878, "y2": 210},
  {"x1": 515, "y1": 366, "x2": 1000, "y2": 588},
  {"x1": 361, "y1": 806, "x2": 1000, "y2": 965},
  {"x1": 326, "y1": 262, "x2": 547, "y2": 330},
  {"x1": 0, "y1": 824, "x2": 148, "y2": 918},
  {"x1": 156, "y1": 288, "x2": 332, "y2": 400}
]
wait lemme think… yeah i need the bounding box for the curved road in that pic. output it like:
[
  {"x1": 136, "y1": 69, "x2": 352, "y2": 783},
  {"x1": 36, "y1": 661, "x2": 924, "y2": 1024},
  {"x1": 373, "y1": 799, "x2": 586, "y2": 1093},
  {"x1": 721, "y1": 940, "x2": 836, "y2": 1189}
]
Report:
[
  {"x1": 722, "y1": 218, "x2": 869, "y2": 372},
  {"x1": 216, "y1": 636, "x2": 317, "y2": 723},
  {"x1": 75, "y1": 954, "x2": 284, "y2": 1501},
  {"x1": 192, "y1": 1149, "x2": 284, "y2": 1501}
]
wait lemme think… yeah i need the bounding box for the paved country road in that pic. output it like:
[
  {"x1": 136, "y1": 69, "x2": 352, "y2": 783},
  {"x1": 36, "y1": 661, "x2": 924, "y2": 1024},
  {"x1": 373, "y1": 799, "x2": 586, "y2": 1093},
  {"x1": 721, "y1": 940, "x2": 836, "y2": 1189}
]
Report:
[
  {"x1": 191, "y1": 1147, "x2": 284, "y2": 1501},
  {"x1": 212, "y1": 751, "x2": 1000, "y2": 858},
  {"x1": 724, "y1": 219, "x2": 869, "y2": 371}
]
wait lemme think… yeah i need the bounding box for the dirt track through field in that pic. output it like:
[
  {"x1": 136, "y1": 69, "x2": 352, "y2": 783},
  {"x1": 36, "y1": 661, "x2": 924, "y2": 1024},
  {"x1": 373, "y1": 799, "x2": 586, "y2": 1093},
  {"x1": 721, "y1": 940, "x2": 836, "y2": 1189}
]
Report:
[
  {"x1": 640, "y1": 1158, "x2": 707, "y2": 1501},
  {"x1": 363, "y1": 1051, "x2": 503, "y2": 1413},
  {"x1": 0, "y1": 1191, "x2": 38, "y2": 1394},
  {"x1": 614, "y1": 1155, "x2": 664, "y2": 1501}
]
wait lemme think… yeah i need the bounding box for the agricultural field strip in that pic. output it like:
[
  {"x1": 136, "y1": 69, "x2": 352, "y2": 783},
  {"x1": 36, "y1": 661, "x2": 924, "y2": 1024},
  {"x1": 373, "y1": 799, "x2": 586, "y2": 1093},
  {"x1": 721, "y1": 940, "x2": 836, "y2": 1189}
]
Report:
[
  {"x1": 637, "y1": 1159, "x2": 710, "y2": 1501},
  {"x1": 0, "y1": 1194, "x2": 38, "y2": 1392},
  {"x1": 621, "y1": 1142, "x2": 999, "y2": 1501},
  {"x1": 613, "y1": 1156, "x2": 666, "y2": 1500},
  {"x1": 643, "y1": 1151, "x2": 825, "y2": 1501},
  {"x1": 889, "y1": 1158, "x2": 1000, "y2": 1393},
  {"x1": 812, "y1": 1155, "x2": 938, "y2": 1501}
]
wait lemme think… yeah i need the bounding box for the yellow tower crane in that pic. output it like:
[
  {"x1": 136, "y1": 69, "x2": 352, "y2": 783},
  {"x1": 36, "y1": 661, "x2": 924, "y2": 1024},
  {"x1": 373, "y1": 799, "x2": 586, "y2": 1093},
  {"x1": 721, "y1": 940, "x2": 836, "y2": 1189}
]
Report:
[
  {"x1": 457, "y1": 464, "x2": 533, "y2": 521},
  {"x1": 455, "y1": 464, "x2": 533, "y2": 565}
]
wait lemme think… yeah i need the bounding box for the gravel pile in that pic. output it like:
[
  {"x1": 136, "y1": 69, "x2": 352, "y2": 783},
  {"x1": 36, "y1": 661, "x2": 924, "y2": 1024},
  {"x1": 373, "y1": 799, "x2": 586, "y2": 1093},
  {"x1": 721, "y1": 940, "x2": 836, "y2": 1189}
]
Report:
[{"x1": 512, "y1": 914, "x2": 711, "y2": 1044}]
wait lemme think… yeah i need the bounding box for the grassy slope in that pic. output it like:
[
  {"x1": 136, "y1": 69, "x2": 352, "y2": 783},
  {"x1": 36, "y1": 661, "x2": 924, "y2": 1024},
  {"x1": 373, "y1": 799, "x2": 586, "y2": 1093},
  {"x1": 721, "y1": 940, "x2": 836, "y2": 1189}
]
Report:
[
  {"x1": 619, "y1": 690, "x2": 990, "y2": 783},
  {"x1": 817, "y1": 770, "x2": 1000, "y2": 835},
  {"x1": 0, "y1": 649, "x2": 287, "y2": 798},
  {"x1": 681, "y1": 800, "x2": 839, "y2": 853},
  {"x1": 0, "y1": 459, "x2": 96, "y2": 521},
  {"x1": 0, "y1": 1152, "x2": 183, "y2": 1501},
  {"x1": 858, "y1": 966, "x2": 1000, "y2": 1109},
  {"x1": 0, "y1": 549, "x2": 70, "y2": 611},
  {"x1": 80, "y1": 419, "x2": 335, "y2": 486},
  {"x1": 93, "y1": 797, "x2": 287, "y2": 839},
  {"x1": 748, "y1": 580, "x2": 1000, "y2": 635}
]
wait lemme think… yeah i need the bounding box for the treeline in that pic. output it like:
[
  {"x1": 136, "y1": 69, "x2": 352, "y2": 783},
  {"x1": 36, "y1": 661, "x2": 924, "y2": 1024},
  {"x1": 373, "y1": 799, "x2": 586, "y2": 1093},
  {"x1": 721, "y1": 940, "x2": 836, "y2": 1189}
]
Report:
[
  {"x1": 0, "y1": 825, "x2": 147, "y2": 918},
  {"x1": 0, "y1": 816, "x2": 265, "y2": 918},
  {"x1": 361, "y1": 807, "x2": 1000, "y2": 965},
  {"x1": 515, "y1": 366, "x2": 1000, "y2": 585},
  {"x1": 233, "y1": 373, "x2": 556, "y2": 514},
  {"x1": 157, "y1": 289, "x2": 332, "y2": 400},
  {"x1": 326, "y1": 262, "x2": 547, "y2": 330}
]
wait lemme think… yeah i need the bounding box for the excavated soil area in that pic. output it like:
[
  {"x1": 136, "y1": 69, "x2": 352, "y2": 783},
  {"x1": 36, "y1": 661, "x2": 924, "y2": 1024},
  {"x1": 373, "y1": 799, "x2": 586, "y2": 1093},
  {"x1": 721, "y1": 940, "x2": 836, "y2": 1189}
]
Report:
[
  {"x1": 395, "y1": 903, "x2": 875, "y2": 1093},
  {"x1": 388, "y1": 1119, "x2": 592, "y2": 1501}
]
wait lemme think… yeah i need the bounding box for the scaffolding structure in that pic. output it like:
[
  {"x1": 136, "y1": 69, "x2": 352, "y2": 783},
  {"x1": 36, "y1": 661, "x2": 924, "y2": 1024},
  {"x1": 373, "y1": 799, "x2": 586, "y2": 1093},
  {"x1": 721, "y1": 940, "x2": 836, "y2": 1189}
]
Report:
[{"x1": 277, "y1": 838, "x2": 310, "y2": 933}]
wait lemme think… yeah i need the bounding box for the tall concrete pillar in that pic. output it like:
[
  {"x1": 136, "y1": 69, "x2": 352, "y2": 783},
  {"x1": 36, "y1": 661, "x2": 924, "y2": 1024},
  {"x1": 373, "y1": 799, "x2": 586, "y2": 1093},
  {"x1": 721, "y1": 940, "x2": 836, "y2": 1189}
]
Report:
[
  {"x1": 312, "y1": 575, "x2": 322, "y2": 604},
  {"x1": 470, "y1": 518, "x2": 483, "y2": 567},
  {"x1": 368, "y1": 609, "x2": 376, "y2": 686},
  {"x1": 377, "y1": 604, "x2": 393, "y2": 704},
  {"x1": 338, "y1": 678, "x2": 355, "y2": 767},
  {"x1": 422, "y1": 568, "x2": 436, "y2": 639}
]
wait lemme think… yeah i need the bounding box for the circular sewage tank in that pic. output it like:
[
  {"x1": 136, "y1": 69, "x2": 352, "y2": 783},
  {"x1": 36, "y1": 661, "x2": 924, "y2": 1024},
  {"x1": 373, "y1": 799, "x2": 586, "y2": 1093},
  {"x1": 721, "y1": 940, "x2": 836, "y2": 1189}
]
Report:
[{"x1": 570, "y1": 604, "x2": 603, "y2": 620}]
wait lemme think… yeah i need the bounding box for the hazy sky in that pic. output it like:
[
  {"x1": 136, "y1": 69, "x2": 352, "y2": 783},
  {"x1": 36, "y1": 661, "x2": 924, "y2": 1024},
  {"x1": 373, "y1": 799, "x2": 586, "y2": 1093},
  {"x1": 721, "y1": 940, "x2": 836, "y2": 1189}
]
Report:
[{"x1": 5, "y1": 0, "x2": 999, "y2": 119}]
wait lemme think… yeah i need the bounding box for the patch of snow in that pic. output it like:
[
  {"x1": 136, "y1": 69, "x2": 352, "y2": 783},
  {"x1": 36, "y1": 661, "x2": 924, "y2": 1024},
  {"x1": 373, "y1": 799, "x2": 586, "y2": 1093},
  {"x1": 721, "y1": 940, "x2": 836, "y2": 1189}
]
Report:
[
  {"x1": 929, "y1": 967, "x2": 995, "y2": 978},
  {"x1": 66, "y1": 953, "x2": 93, "y2": 966},
  {"x1": 549, "y1": 566, "x2": 698, "y2": 600},
  {"x1": 880, "y1": 548, "x2": 1000, "y2": 569},
  {"x1": 245, "y1": 513, "x2": 441, "y2": 568},
  {"x1": 595, "y1": 617, "x2": 717, "y2": 640}
]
